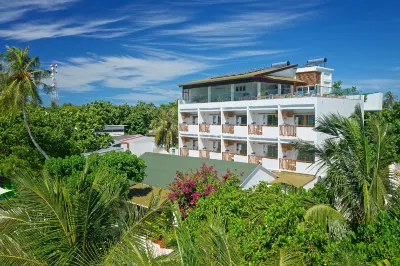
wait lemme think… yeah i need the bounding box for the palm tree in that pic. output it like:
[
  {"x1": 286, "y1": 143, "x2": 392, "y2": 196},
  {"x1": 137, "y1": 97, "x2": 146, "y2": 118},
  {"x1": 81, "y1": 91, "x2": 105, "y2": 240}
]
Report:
[
  {"x1": 383, "y1": 91, "x2": 397, "y2": 109},
  {"x1": 0, "y1": 162, "x2": 241, "y2": 265},
  {"x1": 300, "y1": 104, "x2": 396, "y2": 224},
  {"x1": 0, "y1": 46, "x2": 51, "y2": 159},
  {"x1": 151, "y1": 102, "x2": 178, "y2": 151}
]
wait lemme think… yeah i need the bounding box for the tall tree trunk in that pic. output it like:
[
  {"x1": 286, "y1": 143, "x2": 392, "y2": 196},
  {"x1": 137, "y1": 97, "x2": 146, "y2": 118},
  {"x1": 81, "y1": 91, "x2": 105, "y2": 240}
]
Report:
[{"x1": 22, "y1": 103, "x2": 49, "y2": 160}]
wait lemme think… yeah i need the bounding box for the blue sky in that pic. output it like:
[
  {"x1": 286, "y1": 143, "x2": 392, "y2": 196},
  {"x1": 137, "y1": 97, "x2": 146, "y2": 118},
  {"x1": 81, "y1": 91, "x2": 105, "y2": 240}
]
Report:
[{"x1": 0, "y1": 0, "x2": 399, "y2": 105}]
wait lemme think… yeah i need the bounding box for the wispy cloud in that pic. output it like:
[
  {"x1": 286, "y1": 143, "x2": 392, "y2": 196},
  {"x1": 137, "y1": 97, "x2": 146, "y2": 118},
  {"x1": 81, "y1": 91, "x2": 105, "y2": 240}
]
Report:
[
  {"x1": 0, "y1": 0, "x2": 79, "y2": 23},
  {"x1": 390, "y1": 66, "x2": 400, "y2": 71},
  {"x1": 113, "y1": 87, "x2": 181, "y2": 103},
  {"x1": 349, "y1": 79, "x2": 400, "y2": 92},
  {"x1": 0, "y1": 17, "x2": 130, "y2": 41},
  {"x1": 55, "y1": 52, "x2": 209, "y2": 93}
]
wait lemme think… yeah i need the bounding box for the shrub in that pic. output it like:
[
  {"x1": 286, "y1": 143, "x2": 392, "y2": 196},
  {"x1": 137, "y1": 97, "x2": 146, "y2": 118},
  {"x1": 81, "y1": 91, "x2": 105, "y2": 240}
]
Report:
[{"x1": 168, "y1": 163, "x2": 241, "y2": 218}]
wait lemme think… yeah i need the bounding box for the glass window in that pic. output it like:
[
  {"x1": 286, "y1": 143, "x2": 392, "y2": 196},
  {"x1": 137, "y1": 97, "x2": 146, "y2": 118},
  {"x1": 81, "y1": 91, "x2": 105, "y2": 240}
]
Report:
[
  {"x1": 212, "y1": 115, "x2": 221, "y2": 124},
  {"x1": 236, "y1": 115, "x2": 247, "y2": 125},
  {"x1": 295, "y1": 114, "x2": 314, "y2": 127},
  {"x1": 265, "y1": 114, "x2": 278, "y2": 126},
  {"x1": 264, "y1": 144, "x2": 277, "y2": 158},
  {"x1": 237, "y1": 143, "x2": 247, "y2": 155},
  {"x1": 308, "y1": 115, "x2": 315, "y2": 126},
  {"x1": 297, "y1": 149, "x2": 314, "y2": 163},
  {"x1": 193, "y1": 140, "x2": 198, "y2": 150},
  {"x1": 192, "y1": 116, "x2": 198, "y2": 124}
]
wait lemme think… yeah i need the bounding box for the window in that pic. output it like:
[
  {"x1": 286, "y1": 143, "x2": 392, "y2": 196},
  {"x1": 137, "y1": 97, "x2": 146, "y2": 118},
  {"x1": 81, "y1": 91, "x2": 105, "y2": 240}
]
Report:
[
  {"x1": 263, "y1": 144, "x2": 277, "y2": 158},
  {"x1": 237, "y1": 143, "x2": 247, "y2": 155},
  {"x1": 236, "y1": 115, "x2": 247, "y2": 125},
  {"x1": 193, "y1": 140, "x2": 198, "y2": 150},
  {"x1": 295, "y1": 114, "x2": 315, "y2": 127},
  {"x1": 212, "y1": 115, "x2": 221, "y2": 124},
  {"x1": 263, "y1": 114, "x2": 278, "y2": 126},
  {"x1": 236, "y1": 86, "x2": 246, "y2": 92},
  {"x1": 212, "y1": 141, "x2": 221, "y2": 152},
  {"x1": 192, "y1": 116, "x2": 198, "y2": 125},
  {"x1": 297, "y1": 149, "x2": 315, "y2": 163}
]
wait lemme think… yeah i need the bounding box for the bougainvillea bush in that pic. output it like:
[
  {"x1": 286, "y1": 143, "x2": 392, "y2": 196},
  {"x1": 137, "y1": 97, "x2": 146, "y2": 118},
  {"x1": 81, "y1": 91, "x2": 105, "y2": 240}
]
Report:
[{"x1": 168, "y1": 163, "x2": 242, "y2": 218}]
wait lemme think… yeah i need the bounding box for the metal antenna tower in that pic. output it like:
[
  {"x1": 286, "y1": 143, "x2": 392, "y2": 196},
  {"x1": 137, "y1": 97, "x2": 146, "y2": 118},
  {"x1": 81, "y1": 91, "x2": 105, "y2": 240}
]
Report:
[{"x1": 50, "y1": 63, "x2": 58, "y2": 105}]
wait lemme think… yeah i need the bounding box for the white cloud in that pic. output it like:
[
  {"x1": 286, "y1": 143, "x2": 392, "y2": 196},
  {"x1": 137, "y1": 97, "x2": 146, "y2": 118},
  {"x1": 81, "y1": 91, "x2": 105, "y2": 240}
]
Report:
[
  {"x1": 160, "y1": 12, "x2": 307, "y2": 38},
  {"x1": 390, "y1": 66, "x2": 400, "y2": 71},
  {"x1": 112, "y1": 87, "x2": 181, "y2": 103},
  {"x1": 0, "y1": 0, "x2": 79, "y2": 23},
  {"x1": 55, "y1": 53, "x2": 209, "y2": 93},
  {"x1": 349, "y1": 79, "x2": 400, "y2": 92},
  {"x1": 0, "y1": 17, "x2": 130, "y2": 41}
]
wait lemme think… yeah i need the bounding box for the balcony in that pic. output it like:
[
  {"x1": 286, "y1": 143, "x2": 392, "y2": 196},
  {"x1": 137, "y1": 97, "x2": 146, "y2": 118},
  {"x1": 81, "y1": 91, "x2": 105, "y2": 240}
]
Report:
[
  {"x1": 199, "y1": 124, "x2": 210, "y2": 133},
  {"x1": 279, "y1": 158, "x2": 297, "y2": 171},
  {"x1": 179, "y1": 123, "x2": 188, "y2": 132},
  {"x1": 199, "y1": 150, "x2": 210, "y2": 159},
  {"x1": 180, "y1": 147, "x2": 189, "y2": 156},
  {"x1": 248, "y1": 124, "x2": 262, "y2": 135},
  {"x1": 222, "y1": 124, "x2": 234, "y2": 134},
  {"x1": 248, "y1": 155, "x2": 262, "y2": 165},
  {"x1": 222, "y1": 152, "x2": 235, "y2": 161},
  {"x1": 279, "y1": 124, "x2": 296, "y2": 137}
]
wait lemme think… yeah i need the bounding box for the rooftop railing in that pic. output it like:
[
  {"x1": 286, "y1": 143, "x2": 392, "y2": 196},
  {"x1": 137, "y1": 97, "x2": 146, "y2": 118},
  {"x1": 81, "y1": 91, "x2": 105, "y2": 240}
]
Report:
[{"x1": 180, "y1": 85, "x2": 362, "y2": 104}]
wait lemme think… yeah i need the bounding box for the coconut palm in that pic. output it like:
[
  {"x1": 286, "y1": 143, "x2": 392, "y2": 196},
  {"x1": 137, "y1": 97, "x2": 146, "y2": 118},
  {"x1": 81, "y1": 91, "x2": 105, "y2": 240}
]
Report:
[
  {"x1": 0, "y1": 46, "x2": 51, "y2": 159},
  {"x1": 383, "y1": 91, "x2": 397, "y2": 109},
  {"x1": 300, "y1": 104, "x2": 396, "y2": 224},
  {"x1": 151, "y1": 102, "x2": 178, "y2": 151},
  {"x1": 0, "y1": 161, "x2": 241, "y2": 265}
]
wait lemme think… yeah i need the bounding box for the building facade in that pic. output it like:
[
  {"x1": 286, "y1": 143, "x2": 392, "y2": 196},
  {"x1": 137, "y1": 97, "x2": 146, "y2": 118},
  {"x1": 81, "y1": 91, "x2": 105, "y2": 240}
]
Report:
[{"x1": 177, "y1": 61, "x2": 382, "y2": 176}]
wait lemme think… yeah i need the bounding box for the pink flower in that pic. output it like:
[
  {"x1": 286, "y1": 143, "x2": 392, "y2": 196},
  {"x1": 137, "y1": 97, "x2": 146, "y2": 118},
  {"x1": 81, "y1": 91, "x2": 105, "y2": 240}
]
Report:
[
  {"x1": 169, "y1": 194, "x2": 176, "y2": 201},
  {"x1": 241, "y1": 171, "x2": 244, "y2": 176},
  {"x1": 222, "y1": 173, "x2": 229, "y2": 180},
  {"x1": 187, "y1": 179, "x2": 196, "y2": 187},
  {"x1": 185, "y1": 172, "x2": 189, "y2": 176},
  {"x1": 182, "y1": 186, "x2": 190, "y2": 193}
]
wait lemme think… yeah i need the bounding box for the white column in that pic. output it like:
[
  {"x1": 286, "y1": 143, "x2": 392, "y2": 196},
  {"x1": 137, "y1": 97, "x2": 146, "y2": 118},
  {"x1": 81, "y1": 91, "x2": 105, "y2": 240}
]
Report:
[
  {"x1": 231, "y1": 84, "x2": 235, "y2": 101},
  {"x1": 278, "y1": 84, "x2": 282, "y2": 95},
  {"x1": 257, "y1": 82, "x2": 261, "y2": 97},
  {"x1": 246, "y1": 106, "x2": 250, "y2": 163},
  {"x1": 290, "y1": 85, "x2": 294, "y2": 94},
  {"x1": 208, "y1": 86, "x2": 211, "y2": 102}
]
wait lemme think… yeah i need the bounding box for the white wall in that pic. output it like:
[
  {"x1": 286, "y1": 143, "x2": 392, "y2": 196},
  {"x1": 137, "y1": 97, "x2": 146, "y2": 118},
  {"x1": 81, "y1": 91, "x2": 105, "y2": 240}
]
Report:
[
  {"x1": 210, "y1": 125, "x2": 221, "y2": 135},
  {"x1": 296, "y1": 162, "x2": 318, "y2": 175},
  {"x1": 262, "y1": 126, "x2": 278, "y2": 138},
  {"x1": 234, "y1": 126, "x2": 247, "y2": 137},
  {"x1": 363, "y1": 92, "x2": 383, "y2": 111},
  {"x1": 127, "y1": 141, "x2": 154, "y2": 157},
  {"x1": 262, "y1": 158, "x2": 279, "y2": 170},
  {"x1": 297, "y1": 127, "x2": 316, "y2": 142},
  {"x1": 241, "y1": 169, "x2": 276, "y2": 189},
  {"x1": 189, "y1": 150, "x2": 199, "y2": 157},
  {"x1": 210, "y1": 152, "x2": 222, "y2": 160},
  {"x1": 234, "y1": 154, "x2": 248, "y2": 163}
]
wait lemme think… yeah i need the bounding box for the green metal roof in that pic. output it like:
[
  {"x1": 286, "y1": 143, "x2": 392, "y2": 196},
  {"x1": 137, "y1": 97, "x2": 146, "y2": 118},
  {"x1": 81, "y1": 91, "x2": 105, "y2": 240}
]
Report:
[{"x1": 139, "y1": 153, "x2": 258, "y2": 189}]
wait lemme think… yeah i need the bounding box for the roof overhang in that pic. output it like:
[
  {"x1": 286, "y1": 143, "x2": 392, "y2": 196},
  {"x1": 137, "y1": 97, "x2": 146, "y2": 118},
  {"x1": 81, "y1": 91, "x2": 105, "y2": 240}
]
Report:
[{"x1": 178, "y1": 64, "x2": 298, "y2": 88}]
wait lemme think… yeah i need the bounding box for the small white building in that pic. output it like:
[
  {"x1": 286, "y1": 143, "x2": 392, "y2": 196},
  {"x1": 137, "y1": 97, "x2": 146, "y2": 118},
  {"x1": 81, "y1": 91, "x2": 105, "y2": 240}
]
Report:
[{"x1": 120, "y1": 135, "x2": 155, "y2": 157}]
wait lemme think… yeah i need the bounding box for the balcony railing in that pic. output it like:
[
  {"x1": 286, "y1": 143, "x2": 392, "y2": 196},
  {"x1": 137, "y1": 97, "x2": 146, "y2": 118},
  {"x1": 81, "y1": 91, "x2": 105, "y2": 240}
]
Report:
[
  {"x1": 279, "y1": 125, "x2": 296, "y2": 137},
  {"x1": 179, "y1": 123, "x2": 189, "y2": 132},
  {"x1": 222, "y1": 152, "x2": 235, "y2": 161},
  {"x1": 199, "y1": 150, "x2": 210, "y2": 159},
  {"x1": 248, "y1": 155, "x2": 262, "y2": 165},
  {"x1": 222, "y1": 124, "x2": 234, "y2": 134},
  {"x1": 180, "y1": 147, "x2": 189, "y2": 156},
  {"x1": 179, "y1": 86, "x2": 363, "y2": 104},
  {"x1": 199, "y1": 124, "x2": 210, "y2": 133},
  {"x1": 248, "y1": 124, "x2": 262, "y2": 135},
  {"x1": 279, "y1": 158, "x2": 296, "y2": 171}
]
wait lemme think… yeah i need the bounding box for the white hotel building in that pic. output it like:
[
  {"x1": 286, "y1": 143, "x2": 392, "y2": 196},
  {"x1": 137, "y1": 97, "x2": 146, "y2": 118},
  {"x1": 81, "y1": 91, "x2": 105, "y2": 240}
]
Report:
[{"x1": 177, "y1": 60, "x2": 382, "y2": 178}]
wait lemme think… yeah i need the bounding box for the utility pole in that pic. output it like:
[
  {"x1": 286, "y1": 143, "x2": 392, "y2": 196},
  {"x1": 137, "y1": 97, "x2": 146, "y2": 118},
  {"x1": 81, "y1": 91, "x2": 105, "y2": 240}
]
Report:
[{"x1": 50, "y1": 63, "x2": 58, "y2": 105}]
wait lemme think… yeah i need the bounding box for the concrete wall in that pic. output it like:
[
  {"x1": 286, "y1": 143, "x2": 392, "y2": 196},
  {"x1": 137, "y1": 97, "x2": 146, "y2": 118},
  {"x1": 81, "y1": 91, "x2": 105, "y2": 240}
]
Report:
[
  {"x1": 363, "y1": 92, "x2": 383, "y2": 111},
  {"x1": 241, "y1": 169, "x2": 276, "y2": 189}
]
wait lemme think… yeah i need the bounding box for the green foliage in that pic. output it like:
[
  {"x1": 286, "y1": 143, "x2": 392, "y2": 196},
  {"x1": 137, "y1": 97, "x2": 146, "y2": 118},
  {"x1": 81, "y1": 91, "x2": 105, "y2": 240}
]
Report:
[
  {"x1": 44, "y1": 151, "x2": 146, "y2": 193},
  {"x1": 151, "y1": 101, "x2": 178, "y2": 150}
]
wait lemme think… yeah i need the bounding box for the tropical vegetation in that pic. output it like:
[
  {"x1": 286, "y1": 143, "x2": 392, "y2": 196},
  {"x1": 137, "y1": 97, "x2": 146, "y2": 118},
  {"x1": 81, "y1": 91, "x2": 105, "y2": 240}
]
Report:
[{"x1": 1, "y1": 46, "x2": 400, "y2": 265}]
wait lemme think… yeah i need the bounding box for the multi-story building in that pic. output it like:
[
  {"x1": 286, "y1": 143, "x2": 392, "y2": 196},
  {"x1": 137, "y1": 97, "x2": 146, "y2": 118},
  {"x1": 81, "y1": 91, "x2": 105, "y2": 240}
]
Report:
[{"x1": 177, "y1": 59, "x2": 382, "y2": 176}]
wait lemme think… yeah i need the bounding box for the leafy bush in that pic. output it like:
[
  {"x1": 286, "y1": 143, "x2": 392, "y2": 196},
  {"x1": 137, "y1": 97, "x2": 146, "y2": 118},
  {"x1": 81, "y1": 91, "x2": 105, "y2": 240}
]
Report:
[
  {"x1": 168, "y1": 163, "x2": 241, "y2": 218},
  {"x1": 44, "y1": 151, "x2": 146, "y2": 195}
]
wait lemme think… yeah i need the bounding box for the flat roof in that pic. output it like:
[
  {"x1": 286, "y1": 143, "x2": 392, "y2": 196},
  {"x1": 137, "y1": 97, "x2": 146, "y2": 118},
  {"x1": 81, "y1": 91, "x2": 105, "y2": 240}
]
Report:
[
  {"x1": 270, "y1": 171, "x2": 315, "y2": 188},
  {"x1": 178, "y1": 64, "x2": 298, "y2": 87}
]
